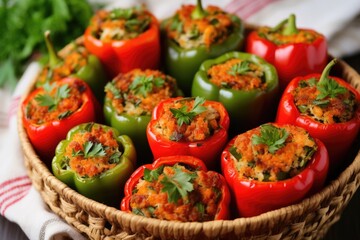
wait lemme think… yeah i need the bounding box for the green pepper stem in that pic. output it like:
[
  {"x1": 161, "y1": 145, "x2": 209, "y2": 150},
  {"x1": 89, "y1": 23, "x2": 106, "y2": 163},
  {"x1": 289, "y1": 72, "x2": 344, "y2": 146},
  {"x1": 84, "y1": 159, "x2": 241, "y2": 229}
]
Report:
[
  {"x1": 282, "y1": 14, "x2": 299, "y2": 35},
  {"x1": 191, "y1": 0, "x2": 206, "y2": 19},
  {"x1": 319, "y1": 59, "x2": 338, "y2": 84},
  {"x1": 44, "y1": 31, "x2": 61, "y2": 69}
]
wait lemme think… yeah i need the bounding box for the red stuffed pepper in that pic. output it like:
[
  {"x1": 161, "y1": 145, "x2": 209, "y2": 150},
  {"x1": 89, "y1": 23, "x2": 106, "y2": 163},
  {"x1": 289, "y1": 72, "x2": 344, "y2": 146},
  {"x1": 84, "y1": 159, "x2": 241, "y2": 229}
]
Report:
[
  {"x1": 146, "y1": 97, "x2": 230, "y2": 169},
  {"x1": 221, "y1": 123, "x2": 329, "y2": 217},
  {"x1": 245, "y1": 14, "x2": 328, "y2": 91},
  {"x1": 276, "y1": 59, "x2": 360, "y2": 172},
  {"x1": 22, "y1": 77, "x2": 100, "y2": 166},
  {"x1": 84, "y1": 7, "x2": 161, "y2": 78},
  {"x1": 121, "y1": 155, "x2": 230, "y2": 221}
]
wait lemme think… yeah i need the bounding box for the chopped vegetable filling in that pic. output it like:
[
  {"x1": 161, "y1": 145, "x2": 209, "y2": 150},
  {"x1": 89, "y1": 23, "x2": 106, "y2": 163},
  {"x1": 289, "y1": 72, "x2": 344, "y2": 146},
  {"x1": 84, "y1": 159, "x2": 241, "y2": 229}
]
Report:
[{"x1": 258, "y1": 27, "x2": 321, "y2": 45}]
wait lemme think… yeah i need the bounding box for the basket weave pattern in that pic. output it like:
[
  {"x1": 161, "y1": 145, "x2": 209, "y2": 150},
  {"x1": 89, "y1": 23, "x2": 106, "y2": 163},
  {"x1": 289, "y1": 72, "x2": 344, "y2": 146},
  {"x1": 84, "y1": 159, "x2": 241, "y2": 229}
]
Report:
[{"x1": 18, "y1": 56, "x2": 360, "y2": 239}]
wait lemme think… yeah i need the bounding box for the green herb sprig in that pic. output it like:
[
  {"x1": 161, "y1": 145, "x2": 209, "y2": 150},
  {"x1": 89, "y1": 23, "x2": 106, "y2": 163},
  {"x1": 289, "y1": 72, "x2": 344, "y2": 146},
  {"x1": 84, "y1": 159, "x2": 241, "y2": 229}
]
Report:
[
  {"x1": 35, "y1": 83, "x2": 70, "y2": 111},
  {"x1": 251, "y1": 124, "x2": 289, "y2": 154},
  {"x1": 129, "y1": 75, "x2": 165, "y2": 97},
  {"x1": 170, "y1": 97, "x2": 207, "y2": 126},
  {"x1": 228, "y1": 61, "x2": 251, "y2": 76},
  {"x1": 72, "y1": 141, "x2": 106, "y2": 158}
]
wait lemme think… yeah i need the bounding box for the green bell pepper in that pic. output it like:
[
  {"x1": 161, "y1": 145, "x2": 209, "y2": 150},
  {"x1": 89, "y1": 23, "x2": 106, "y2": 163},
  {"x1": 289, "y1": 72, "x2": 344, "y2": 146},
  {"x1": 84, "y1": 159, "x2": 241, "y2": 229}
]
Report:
[
  {"x1": 161, "y1": 0, "x2": 244, "y2": 95},
  {"x1": 192, "y1": 51, "x2": 279, "y2": 134},
  {"x1": 37, "y1": 31, "x2": 108, "y2": 103},
  {"x1": 52, "y1": 122, "x2": 136, "y2": 207}
]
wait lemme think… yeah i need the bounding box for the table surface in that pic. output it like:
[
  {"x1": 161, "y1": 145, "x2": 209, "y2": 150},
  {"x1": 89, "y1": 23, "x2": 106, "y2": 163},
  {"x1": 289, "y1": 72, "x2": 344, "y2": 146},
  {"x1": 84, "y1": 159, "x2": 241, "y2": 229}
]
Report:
[{"x1": 1, "y1": 55, "x2": 360, "y2": 240}]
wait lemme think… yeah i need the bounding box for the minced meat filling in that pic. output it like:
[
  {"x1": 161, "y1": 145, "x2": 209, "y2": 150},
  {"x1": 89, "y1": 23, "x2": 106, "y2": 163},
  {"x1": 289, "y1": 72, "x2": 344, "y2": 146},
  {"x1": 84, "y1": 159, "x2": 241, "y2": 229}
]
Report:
[
  {"x1": 130, "y1": 164, "x2": 222, "y2": 222},
  {"x1": 152, "y1": 98, "x2": 221, "y2": 142},
  {"x1": 63, "y1": 124, "x2": 122, "y2": 178},
  {"x1": 207, "y1": 58, "x2": 267, "y2": 91},
  {"x1": 89, "y1": 7, "x2": 151, "y2": 41},
  {"x1": 25, "y1": 81, "x2": 84, "y2": 124},
  {"x1": 164, "y1": 5, "x2": 235, "y2": 49},
  {"x1": 37, "y1": 44, "x2": 89, "y2": 85},
  {"x1": 105, "y1": 69, "x2": 178, "y2": 116},
  {"x1": 230, "y1": 124, "x2": 317, "y2": 182},
  {"x1": 257, "y1": 27, "x2": 321, "y2": 45},
  {"x1": 292, "y1": 78, "x2": 356, "y2": 124}
]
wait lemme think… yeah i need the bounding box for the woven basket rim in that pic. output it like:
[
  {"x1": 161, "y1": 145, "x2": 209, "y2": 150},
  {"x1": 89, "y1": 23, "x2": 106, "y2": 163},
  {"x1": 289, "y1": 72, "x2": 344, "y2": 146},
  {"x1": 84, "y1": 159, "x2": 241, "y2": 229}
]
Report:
[{"x1": 17, "y1": 55, "x2": 360, "y2": 236}]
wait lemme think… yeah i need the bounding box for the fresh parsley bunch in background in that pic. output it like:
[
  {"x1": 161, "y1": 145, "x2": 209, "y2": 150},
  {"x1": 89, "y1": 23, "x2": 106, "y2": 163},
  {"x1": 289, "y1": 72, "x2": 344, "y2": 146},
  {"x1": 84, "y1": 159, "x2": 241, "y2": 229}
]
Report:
[{"x1": 0, "y1": 0, "x2": 95, "y2": 89}]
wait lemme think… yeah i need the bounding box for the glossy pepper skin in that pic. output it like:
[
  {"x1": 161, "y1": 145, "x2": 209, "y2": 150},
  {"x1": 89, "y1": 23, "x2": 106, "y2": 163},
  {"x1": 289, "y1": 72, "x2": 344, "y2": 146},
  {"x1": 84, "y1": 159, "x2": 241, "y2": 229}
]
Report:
[
  {"x1": 146, "y1": 97, "x2": 230, "y2": 170},
  {"x1": 22, "y1": 78, "x2": 100, "y2": 167},
  {"x1": 83, "y1": 10, "x2": 161, "y2": 78},
  {"x1": 161, "y1": 1, "x2": 244, "y2": 95},
  {"x1": 37, "y1": 31, "x2": 107, "y2": 102},
  {"x1": 276, "y1": 59, "x2": 360, "y2": 172},
  {"x1": 192, "y1": 51, "x2": 279, "y2": 133},
  {"x1": 121, "y1": 155, "x2": 230, "y2": 220},
  {"x1": 245, "y1": 14, "x2": 328, "y2": 91},
  {"x1": 221, "y1": 125, "x2": 329, "y2": 218},
  {"x1": 52, "y1": 123, "x2": 136, "y2": 207}
]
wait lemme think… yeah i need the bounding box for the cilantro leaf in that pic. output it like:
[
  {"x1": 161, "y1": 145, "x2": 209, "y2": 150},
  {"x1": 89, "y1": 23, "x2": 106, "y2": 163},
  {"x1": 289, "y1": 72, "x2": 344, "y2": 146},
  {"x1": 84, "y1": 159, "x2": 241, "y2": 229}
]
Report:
[
  {"x1": 129, "y1": 75, "x2": 165, "y2": 97},
  {"x1": 251, "y1": 124, "x2": 289, "y2": 154},
  {"x1": 170, "y1": 97, "x2": 207, "y2": 126},
  {"x1": 228, "y1": 61, "x2": 251, "y2": 76}
]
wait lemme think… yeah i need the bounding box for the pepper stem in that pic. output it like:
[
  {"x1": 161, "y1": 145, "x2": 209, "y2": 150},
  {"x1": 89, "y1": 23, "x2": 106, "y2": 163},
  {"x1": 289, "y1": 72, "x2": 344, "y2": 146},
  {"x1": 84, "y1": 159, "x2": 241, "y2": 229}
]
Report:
[
  {"x1": 319, "y1": 59, "x2": 338, "y2": 84},
  {"x1": 282, "y1": 14, "x2": 299, "y2": 36},
  {"x1": 191, "y1": 0, "x2": 206, "y2": 19},
  {"x1": 44, "y1": 31, "x2": 61, "y2": 69}
]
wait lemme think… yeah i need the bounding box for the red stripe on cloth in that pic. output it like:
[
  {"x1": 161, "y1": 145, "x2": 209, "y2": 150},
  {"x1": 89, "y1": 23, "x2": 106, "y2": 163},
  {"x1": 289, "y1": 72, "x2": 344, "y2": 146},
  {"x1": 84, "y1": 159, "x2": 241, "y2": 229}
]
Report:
[
  {"x1": 0, "y1": 182, "x2": 32, "y2": 198},
  {"x1": 0, "y1": 176, "x2": 30, "y2": 189},
  {"x1": 239, "y1": 0, "x2": 276, "y2": 20},
  {"x1": 1, "y1": 188, "x2": 30, "y2": 215},
  {"x1": 224, "y1": 0, "x2": 253, "y2": 13},
  {"x1": 8, "y1": 96, "x2": 21, "y2": 119}
]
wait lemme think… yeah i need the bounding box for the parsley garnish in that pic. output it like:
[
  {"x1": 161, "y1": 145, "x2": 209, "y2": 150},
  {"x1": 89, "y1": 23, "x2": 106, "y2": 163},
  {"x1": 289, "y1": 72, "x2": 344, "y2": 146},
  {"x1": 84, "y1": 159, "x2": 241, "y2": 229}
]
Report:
[
  {"x1": 251, "y1": 124, "x2": 289, "y2": 154},
  {"x1": 105, "y1": 82, "x2": 122, "y2": 99},
  {"x1": 110, "y1": 8, "x2": 134, "y2": 20},
  {"x1": 144, "y1": 166, "x2": 164, "y2": 182},
  {"x1": 316, "y1": 78, "x2": 347, "y2": 100},
  {"x1": 170, "y1": 15, "x2": 183, "y2": 33},
  {"x1": 228, "y1": 61, "x2": 251, "y2": 76},
  {"x1": 108, "y1": 152, "x2": 122, "y2": 164},
  {"x1": 161, "y1": 165, "x2": 197, "y2": 203},
  {"x1": 170, "y1": 97, "x2": 207, "y2": 126},
  {"x1": 229, "y1": 145, "x2": 242, "y2": 160},
  {"x1": 129, "y1": 75, "x2": 165, "y2": 97},
  {"x1": 35, "y1": 83, "x2": 70, "y2": 111},
  {"x1": 72, "y1": 141, "x2": 106, "y2": 158}
]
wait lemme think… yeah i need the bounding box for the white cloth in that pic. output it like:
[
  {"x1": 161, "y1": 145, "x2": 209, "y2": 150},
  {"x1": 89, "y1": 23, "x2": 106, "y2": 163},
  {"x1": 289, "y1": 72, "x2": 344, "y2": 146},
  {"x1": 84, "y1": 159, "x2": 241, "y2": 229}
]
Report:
[{"x1": 0, "y1": 1, "x2": 359, "y2": 239}]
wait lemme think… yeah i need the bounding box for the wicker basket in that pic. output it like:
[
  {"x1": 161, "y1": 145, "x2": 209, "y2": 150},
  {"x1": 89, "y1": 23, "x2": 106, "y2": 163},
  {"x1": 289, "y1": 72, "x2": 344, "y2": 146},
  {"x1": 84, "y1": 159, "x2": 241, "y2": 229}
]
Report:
[{"x1": 18, "y1": 40, "x2": 360, "y2": 239}]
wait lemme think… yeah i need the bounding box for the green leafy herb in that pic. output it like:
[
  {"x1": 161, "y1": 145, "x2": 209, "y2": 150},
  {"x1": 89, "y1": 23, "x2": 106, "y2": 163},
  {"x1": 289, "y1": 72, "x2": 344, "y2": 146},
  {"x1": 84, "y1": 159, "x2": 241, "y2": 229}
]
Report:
[
  {"x1": 105, "y1": 82, "x2": 122, "y2": 99},
  {"x1": 72, "y1": 141, "x2": 106, "y2": 158},
  {"x1": 316, "y1": 78, "x2": 347, "y2": 100},
  {"x1": 188, "y1": 25, "x2": 200, "y2": 40},
  {"x1": 57, "y1": 110, "x2": 72, "y2": 119},
  {"x1": 108, "y1": 152, "x2": 122, "y2": 164},
  {"x1": 129, "y1": 75, "x2": 165, "y2": 97},
  {"x1": 229, "y1": 145, "x2": 242, "y2": 160},
  {"x1": 170, "y1": 97, "x2": 207, "y2": 126},
  {"x1": 170, "y1": 15, "x2": 183, "y2": 33},
  {"x1": 110, "y1": 8, "x2": 134, "y2": 20},
  {"x1": 251, "y1": 124, "x2": 289, "y2": 154},
  {"x1": 312, "y1": 99, "x2": 330, "y2": 108},
  {"x1": 228, "y1": 61, "x2": 251, "y2": 76},
  {"x1": 196, "y1": 202, "x2": 205, "y2": 218},
  {"x1": 35, "y1": 83, "x2": 70, "y2": 111},
  {"x1": 144, "y1": 166, "x2": 164, "y2": 182},
  {"x1": 161, "y1": 165, "x2": 197, "y2": 203},
  {"x1": 132, "y1": 208, "x2": 145, "y2": 216}
]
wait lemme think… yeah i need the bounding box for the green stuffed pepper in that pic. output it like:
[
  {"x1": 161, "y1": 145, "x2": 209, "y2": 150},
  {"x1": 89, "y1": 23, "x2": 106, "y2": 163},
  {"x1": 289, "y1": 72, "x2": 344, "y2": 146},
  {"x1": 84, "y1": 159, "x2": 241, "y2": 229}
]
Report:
[
  {"x1": 52, "y1": 122, "x2": 136, "y2": 207},
  {"x1": 192, "y1": 51, "x2": 279, "y2": 134},
  {"x1": 36, "y1": 31, "x2": 108, "y2": 103},
  {"x1": 161, "y1": 0, "x2": 244, "y2": 95},
  {"x1": 104, "y1": 69, "x2": 182, "y2": 163}
]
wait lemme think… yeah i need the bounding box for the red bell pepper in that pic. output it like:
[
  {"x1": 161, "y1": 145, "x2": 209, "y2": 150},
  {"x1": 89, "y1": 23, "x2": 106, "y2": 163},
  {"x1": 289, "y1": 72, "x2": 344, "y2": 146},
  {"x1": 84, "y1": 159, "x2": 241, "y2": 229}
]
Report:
[
  {"x1": 276, "y1": 59, "x2": 360, "y2": 172},
  {"x1": 83, "y1": 8, "x2": 161, "y2": 78},
  {"x1": 22, "y1": 77, "x2": 100, "y2": 166},
  {"x1": 146, "y1": 97, "x2": 230, "y2": 170},
  {"x1": 221, "y1": 123, "x2": 329, "y2": 217},
  {"x1": 121, "y1": 155, "x2": 231, "y2": 221},
  {"x1": 245, "y1": 14, "x2": 328, "y2": 91}
]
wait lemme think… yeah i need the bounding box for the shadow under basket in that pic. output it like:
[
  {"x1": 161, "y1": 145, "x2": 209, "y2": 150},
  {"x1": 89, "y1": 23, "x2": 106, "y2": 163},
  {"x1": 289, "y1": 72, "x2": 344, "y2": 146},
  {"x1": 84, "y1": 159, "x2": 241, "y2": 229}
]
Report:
[{"x1": 18, "y1": 51, "x2": 360, "y2": 239}]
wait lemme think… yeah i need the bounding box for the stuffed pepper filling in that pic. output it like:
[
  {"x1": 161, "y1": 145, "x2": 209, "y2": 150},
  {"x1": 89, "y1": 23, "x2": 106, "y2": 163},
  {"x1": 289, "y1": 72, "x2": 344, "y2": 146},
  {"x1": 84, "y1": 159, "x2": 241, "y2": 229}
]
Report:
[
  {"x1": 152, "y1": 97, "x2": 221, "y2": 142},
  {"x1": 105, "y1": 69, "x2": 179, "y2": 116},
  {"x1": 164, "y1": 5, "x2": 237, "y2": 49},
  {"x1": 130, "y1": 163, "x2": 223, "y2": 222},
  {"x1": 24, "y1": 81, "x2": 85, "y2": 124},
  {"x1": 89, "y1": 7, "x2": 151, "y2": 41},
  {"x1": 292, "y1": 78, "x2": 357, "y2": 124},
  {"x1": 37, "y1": 43, "x2": 89, "y2": 86},
  {"x1": 207, "y1": 58, "x2": 267, "y2": 91},
  {"x1": 229, "y1": 123, "x2": 317, "y2": 182},
  {"x1": 257, "y1": 27, "x2": 321, "y2": 45},
  {"x1": 60, "y1": 123, "x2": 123, "y2": 178}
]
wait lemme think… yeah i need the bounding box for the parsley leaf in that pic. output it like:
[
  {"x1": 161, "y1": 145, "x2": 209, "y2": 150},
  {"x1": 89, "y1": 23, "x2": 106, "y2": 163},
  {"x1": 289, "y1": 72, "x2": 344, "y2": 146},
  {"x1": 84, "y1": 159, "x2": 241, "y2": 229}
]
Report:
[
  {"x1": 35, "y1": 83, "x2": 70, "y2": 111},
  {"x1": 228, "y1": 61, "x2": 251, "y2": 76},
  {"x1": 170, "y1": 97, "x2": 207, "y2": 126},
  {"x1": 251, "y1": 124, "x2": 289, "y2": 154},
  {"x1": 110, "y1": 8, "x2": 134, "y2": 20},
  {"x1": 144, "y1": 166, "x2": 164, "y2": 182},
  {"x1": 161, "y1": 166, "x2": 197, "y2": 203},
  {"x1": 72, "y1": 141, "x2": 107, "y2": 158},
  {"x1": 129, "y1": 75, "x2": 165, "y2": 97},
  {"x1": 169, "y1": 14, "x2": 183, "y2": 33},
  {"x1": 105, "y1": 82, "x2": 122, "y2": 99},
  {"x1": 316, "y1": 78, "x2": 347, "y2": 100}
]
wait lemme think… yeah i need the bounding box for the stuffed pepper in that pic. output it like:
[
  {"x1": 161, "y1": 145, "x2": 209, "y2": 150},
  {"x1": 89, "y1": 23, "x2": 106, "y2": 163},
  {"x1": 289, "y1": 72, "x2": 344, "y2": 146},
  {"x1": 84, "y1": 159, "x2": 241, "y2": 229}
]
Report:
[
  {"x1": 121, "y1": 155, "x2": 230, "y2": 221},
  {"x1": 104, "y1": 69, "x2": 182, "y2": 163},
  {"x1": 276, "y1": 59, "x2": 360, "y2": 172},
  {"x1": 192, "y1": 51, "x2": 279, "y2": 133},
  {"x1": 221, "y1": 123, "x2": 329, "y2": 217},
  {"x1": 36, "y1": 31, "x2": 107, "y2": 102},
  {"x1": 146, "y1": 97, "x2": 229, "y2": 169},
  {"x1": 245, "y1": 14, "x2": 328, "y2": 91},
  {"x1": 161, "y1": 0, "x2": 244, "y2": 95},
  {"x1": 52, "y1": 122, "x2": 136, "y2": 207},
  {"x1": 84, "y1": 7, "x2": 161, "y2": 78}
]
